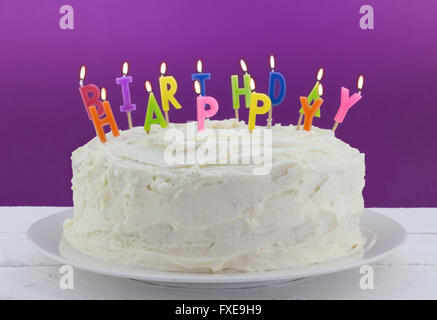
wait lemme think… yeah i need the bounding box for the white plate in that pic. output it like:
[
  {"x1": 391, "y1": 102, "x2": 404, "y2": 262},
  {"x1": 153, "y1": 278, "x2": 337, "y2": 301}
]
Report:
[{"x1": 27, "y1": 209, "x2": 407, "y2": 288}]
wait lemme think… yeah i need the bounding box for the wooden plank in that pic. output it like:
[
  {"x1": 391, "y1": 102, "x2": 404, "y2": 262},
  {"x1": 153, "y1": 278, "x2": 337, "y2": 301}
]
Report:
[
  {"x1": 0, "y1": 265, "x2": 436, "y2": 299},
  {"x1": 0, "y1": 207, "x2": 70, "y2": 232},
  {"x1": 371, "y1": 208, "x2": 437, "y2": 233}
]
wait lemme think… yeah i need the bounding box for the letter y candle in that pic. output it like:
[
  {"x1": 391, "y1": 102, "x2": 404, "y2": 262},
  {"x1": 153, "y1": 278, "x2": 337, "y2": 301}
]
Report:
[{"x1": 332, "y1": 75, "x2": 364, "y2": 133}]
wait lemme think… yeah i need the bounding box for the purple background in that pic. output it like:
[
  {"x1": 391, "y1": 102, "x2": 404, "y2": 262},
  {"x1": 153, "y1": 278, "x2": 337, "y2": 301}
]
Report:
[{"x1": 1, "y1": 0, "x2": 436, "y2": 206}]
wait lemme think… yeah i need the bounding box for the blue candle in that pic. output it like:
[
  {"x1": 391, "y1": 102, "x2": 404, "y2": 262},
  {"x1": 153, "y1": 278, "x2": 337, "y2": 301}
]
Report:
[
  {"x1": 267, "y1": 55, "x2": 286, "y2": 128},
  {"x1": 191, "y1": 60, "x2": 211, "y2": 96},
  {"x1": 268, "y1": 55, "x2": 286, "y2": 106}
]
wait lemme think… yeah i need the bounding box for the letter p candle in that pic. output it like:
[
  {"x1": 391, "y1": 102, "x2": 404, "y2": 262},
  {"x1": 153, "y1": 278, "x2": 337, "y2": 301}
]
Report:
[{"x1": 194, "y1": 81, "x2": 219, "y2": 131}]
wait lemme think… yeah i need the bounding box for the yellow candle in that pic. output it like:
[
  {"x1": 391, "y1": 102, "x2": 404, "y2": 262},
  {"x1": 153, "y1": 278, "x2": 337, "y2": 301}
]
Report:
[
  {"x1": 158, "y1": 62, "x2": 182, "y2": 124},
  {"x1": 248, "y1": 78, "x2": 272, "y2": 132}
]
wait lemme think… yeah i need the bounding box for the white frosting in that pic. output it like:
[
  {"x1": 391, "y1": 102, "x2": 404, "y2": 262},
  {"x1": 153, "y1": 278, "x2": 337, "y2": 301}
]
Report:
[{"x1": 63, "y1": 119, "x2": 365, "y2": 272}]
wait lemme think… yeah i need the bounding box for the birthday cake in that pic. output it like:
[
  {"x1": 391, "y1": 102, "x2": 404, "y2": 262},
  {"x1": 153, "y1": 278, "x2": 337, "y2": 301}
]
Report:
[{"x1": 63, "y1": 119, "x2": 365, "y2": 272}]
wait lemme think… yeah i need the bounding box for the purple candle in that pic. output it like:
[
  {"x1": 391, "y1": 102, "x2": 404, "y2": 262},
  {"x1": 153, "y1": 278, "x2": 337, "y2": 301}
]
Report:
[{"x1": 115, "y1": 62, "x2": 136, "y2": 129}]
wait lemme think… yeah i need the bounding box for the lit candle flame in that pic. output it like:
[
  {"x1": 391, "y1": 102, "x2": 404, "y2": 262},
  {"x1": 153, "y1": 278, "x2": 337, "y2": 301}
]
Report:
[
  {"x1": 196, "y1": 59, "x2": 203, "y2": 73},
  {"x1": 317, "y1": 67, "x2": 324, "y2": 81},
  {"x1": 240, "y1": 59, "x2": 248, "y2": 73},
  {"x1": 101, "y1": 87, "x2": 107, "y2": 101},
  {"x1": 79, "y1": 65, "x2": 86, "y2": 86},
  {"x1": 250, "y1": 77, "x2": 255, "y2": 91},
  {"x1": 269, "y1": 55, "x2": 275, "y2": 70},
  {"x1": 160, "y1": 62, "x2": 167, "y2": 76},
  {"x1": 122, "y1": 61, "x2": 129, "y2": 76},
  {"x1": 357, "y1": 74, "x2": 364, "y2": 92},
  {"x1": 194, "y1": 80, "x2": 201, "y2": 95},
  {"x1": 318, "y1": 83, "x2": 324, "y2": 96},
  {"x1": 79, "y1": 65, "x2": 86, "y2": 80},
  {"x1": 145, "y1": 81, "x2": 152, "y2": 93}
]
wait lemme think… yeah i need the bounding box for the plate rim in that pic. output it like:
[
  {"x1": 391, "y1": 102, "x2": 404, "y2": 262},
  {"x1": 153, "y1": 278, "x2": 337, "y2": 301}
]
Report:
[{"x1": 27, "y1": 208, "x2": 407, "y2": 284}]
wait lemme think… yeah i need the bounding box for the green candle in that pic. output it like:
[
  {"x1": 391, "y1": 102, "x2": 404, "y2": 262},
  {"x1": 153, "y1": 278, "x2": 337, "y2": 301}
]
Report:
[
  {"x1": 299, "y1": 82, "x2": 321, "y2": 117},
  {"x1": 144, "y1": 81, "x2": 167, "y2": 134}
]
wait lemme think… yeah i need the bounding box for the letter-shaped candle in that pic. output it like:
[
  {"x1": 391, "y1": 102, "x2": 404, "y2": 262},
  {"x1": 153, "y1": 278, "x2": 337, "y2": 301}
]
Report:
[
  {"x1": 159, "y1": 62, "x2": 182, "y2": 124},
  {"x1": 267, "y1": 55, "x2": 286, "y2": 128},
  {"x1": 299, "y1": 96, "x2": 324, "y2": 131},
  {"x1": 231, "y1": 59, "x2": 252, "y2": 121},
  {"x1": 191, "y1": 59, "x2": 211, "y2": 96},
  {"x1": 297, "y1": 68, "x2": 324, "y2": 130},
  {"x1": 79, "y1": 84, "x2": 105, "y2": 120},
  {"x1": 115, "y1": 62, "x2": 136, "y2": 129},
  {"x1": 89, "y1": 88, "x2": 120, "y2": 143},
  {"x1": 144, "y1": 81, "x2": 167, "y2": 134},
  {"x1": 248, "y1": 78, "x2": 272, "y2": 132},
  {"x1": 332, "y1": 75, "x2": 364, "y2": 133},
  {"x1": 194, "y1": 81, "x2": 219, "y2": 131}
]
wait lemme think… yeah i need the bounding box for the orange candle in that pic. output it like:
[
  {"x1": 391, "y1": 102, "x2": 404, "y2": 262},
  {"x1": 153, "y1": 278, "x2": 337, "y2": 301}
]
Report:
[
  {"x1": 299, "y1": 96, "x2": 324, "y2": 131},
  {"x1": 89, "y1": 88, "x2": 120, "y2": 143}
]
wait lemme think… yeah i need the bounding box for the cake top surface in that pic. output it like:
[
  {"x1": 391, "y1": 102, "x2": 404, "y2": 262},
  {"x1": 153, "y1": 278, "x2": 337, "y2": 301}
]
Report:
[{"x1": 73, "y1": 119, "x2": 364, "y2": 174}]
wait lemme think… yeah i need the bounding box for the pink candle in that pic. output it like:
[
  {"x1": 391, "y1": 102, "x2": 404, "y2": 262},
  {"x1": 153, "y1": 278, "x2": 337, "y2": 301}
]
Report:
[
  {"x1": 194, "y1": 81, "x2": 219, "y2": 131},
  {"x1": 78, "y1": 65, "x2": 104, "y2": 120},
  {"x1": 332, "y1": 75, "x2": 364, "y2": 133}
]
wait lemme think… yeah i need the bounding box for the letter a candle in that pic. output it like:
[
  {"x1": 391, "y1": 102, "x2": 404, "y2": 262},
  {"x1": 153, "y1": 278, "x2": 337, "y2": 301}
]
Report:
[
  {"x1": 89, "y1": 88, "x2": 120, "y2": 143},
  {"x1": 159, "y1": 62, "x2": 183, "y2": 124},
  {"x1": 248, "y1": 78, "x2": 272, "y2": 132},
  {"x1": 332, "y1": 75, "x2": 364, "y2": 133},
  {"x1": 144, "y1": 81, "x2": 167, "y2": 134},
  {"x1": 194, "y1": 80, "x2": 219, "y2": 131},
  {"x1": 297, "y1": 68, "x2": 324, "y2": 130},
  {"x1": 267, "y1": 54, "x2": 286, "y2": 128},
  {"x1": 231, "y1": 59, "x2": 252, "y2": 121},
  {"x1": 116, "y1": 62, "x2": 136, "y2": 129}
]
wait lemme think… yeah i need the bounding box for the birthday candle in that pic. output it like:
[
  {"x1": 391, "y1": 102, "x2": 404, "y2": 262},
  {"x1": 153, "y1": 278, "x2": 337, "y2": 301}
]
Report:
[
  {"x1": 231, "y1": 59, "x2": 251, "y2": 121},
  {"x1": 267, "y1": 54, "x2": 286, "y2": 128},
  {"x1": 89, "y1": 88, "x2": 120, "y2": 143},
  {"x1": 78, "y1": 65, "x2": 105, "y2": 120},
  {"x1": 159, "y1": 62, "x2": 182, "y2": 124},
  {"x1": 332, "y1": 75, "x2": 364, "y2": 133},
  {"x1": 194, "y1": 80, "x2": 219, "y2": 131},
  {"x1": 299, "y1": 93, "x2": 324, "y2": 132},
  {"x1": 116, "y1": 61, "x2": 136, "y2": 129},
  {"x1": 191, "y1": 59, "x2": 211, "y2": 96},
  {"x1": 297, "y1": 68, "x2": 324, "y2": 130},
  {"x1": 248, "y1": 78, "x2": 272, "y2": 132},
  {"x1": 144, "y1": 81, "x2": 167, "y2": 134}
]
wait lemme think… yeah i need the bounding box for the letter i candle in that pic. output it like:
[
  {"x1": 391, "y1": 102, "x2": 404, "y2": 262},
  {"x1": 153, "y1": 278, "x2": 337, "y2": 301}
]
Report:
[
  {"x1": 115, "y1": 62, "x2": 136, "y2": 129},
  {"x1": 332, "y1": 75, "x2": 364, "y2": 133}
]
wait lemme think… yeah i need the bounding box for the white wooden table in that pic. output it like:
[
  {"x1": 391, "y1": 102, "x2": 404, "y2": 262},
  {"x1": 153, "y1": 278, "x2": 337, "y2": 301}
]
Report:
[{"x1": 1, "y1": 207, "x2": 436, "y2": 300}]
